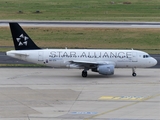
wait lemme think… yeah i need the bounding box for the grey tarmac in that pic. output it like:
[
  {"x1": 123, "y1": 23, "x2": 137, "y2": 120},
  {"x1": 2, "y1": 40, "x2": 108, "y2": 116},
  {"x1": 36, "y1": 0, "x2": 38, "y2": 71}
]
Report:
[
  {"x1": 0, "y1": 68, "x2": 159, "y2": 120},
  {"x1": 1, "y1": 20, "x2": 160, "y2": 28}
]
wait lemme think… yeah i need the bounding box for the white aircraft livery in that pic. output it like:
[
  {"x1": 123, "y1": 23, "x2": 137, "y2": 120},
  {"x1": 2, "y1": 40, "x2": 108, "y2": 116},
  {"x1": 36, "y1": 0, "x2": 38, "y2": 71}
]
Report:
[{"x1": 6, "y1": 23, "x2": 157, "y2": 77}]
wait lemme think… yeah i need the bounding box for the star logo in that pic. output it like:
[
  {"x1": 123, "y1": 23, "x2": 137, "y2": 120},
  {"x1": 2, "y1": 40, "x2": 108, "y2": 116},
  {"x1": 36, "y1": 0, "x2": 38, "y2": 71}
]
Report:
[{"x1": 16, "y1": 34, "x2": 28, "y2": 46}]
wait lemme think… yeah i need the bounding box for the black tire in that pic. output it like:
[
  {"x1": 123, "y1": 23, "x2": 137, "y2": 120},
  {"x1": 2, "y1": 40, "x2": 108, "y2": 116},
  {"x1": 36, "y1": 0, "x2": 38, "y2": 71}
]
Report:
[
  {"x1": 82, "y1": 71, "x2": 87, "y2": 77},
  {"x1": 132, "y1": 72, "x2": 136, "y2": 77}
]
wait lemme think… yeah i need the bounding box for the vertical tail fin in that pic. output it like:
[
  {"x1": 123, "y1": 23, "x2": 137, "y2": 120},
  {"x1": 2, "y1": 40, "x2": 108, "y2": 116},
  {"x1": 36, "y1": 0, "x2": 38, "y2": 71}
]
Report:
[{"x1": 9, "y1": 23, "x2": 41, "y2": 50}]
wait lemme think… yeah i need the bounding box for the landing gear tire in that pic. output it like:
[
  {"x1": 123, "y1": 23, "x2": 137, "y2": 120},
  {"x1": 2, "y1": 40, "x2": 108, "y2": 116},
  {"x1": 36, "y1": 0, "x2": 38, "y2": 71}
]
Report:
[
  {"x1": 132, "y1": 68, "x2": 136, "y2": 77},
  {"x1": 132, "y1": 72, "x2": 136, "y2": 77},
  {"x1": 82, "y1": 70, "x2": 87, "y2": 77}
]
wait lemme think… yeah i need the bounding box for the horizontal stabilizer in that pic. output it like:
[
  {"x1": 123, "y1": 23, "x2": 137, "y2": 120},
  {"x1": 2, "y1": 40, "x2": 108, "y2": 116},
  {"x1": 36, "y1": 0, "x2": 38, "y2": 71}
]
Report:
[{"x1": 6, "y1": 51, "x2": 29, "y2": 56}]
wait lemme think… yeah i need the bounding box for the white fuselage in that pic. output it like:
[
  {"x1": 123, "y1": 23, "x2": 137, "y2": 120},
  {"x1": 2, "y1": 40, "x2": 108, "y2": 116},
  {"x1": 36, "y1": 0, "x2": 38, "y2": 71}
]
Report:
[{"x1": 6, "y1": 49, "x2": 157, "y2": 68}]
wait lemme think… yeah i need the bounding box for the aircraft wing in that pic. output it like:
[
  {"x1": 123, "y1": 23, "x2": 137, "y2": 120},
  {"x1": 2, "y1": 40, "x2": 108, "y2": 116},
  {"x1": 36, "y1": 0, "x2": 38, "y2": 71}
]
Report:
[
  {"x1": 69, "y1": 60, "x2": 115, "y2": 68},
  {"x1": 70, "y1": 60, "x2": 98, "y2": 65}
]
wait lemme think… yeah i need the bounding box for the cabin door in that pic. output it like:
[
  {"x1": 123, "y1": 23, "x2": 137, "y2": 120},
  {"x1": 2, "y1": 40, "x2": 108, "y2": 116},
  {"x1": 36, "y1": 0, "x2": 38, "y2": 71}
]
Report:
[{"x1": 132, "y1": 52, "x2": 137, "y2": 62}]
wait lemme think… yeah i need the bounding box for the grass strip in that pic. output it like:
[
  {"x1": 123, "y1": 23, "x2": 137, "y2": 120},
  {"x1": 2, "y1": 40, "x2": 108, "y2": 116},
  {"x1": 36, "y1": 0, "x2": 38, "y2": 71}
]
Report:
[
  {"x1": 0, "y1": 0, "x2": 160, "y2": 21},
  {"x1": 0, "y1": 64, "x2": 48, "y2": 67}
]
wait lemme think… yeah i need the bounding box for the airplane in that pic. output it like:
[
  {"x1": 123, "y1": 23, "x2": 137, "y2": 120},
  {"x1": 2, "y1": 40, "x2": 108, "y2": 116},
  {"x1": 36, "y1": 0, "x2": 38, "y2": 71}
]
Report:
[{"x1": 6, "y1": 23, "x2": 157, "y2": 77}]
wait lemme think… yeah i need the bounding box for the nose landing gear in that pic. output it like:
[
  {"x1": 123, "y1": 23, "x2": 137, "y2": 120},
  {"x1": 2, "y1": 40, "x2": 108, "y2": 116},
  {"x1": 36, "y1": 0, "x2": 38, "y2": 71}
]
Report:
[{"x1": 132, "y1": 68, "x2": 137, "y2": 77}]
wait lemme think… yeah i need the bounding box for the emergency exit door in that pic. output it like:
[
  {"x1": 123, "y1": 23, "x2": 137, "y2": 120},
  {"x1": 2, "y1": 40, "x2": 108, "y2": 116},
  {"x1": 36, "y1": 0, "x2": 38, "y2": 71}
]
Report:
[{"x1": 38, "y1": 51, "x2": 43, "y2": 61}]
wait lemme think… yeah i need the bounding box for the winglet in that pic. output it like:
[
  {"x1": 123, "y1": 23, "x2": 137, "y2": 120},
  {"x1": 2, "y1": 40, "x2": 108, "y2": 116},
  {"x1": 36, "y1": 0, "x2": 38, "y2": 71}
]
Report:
[{"x1": 9, "y1": 23, "x2": 41, "y2": 50}]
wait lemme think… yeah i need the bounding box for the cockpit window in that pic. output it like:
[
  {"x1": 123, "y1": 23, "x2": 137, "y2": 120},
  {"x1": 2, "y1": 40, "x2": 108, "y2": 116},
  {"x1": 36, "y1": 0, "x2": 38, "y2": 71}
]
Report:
[{"x1": 143, "y1": 55, "x2": 150, "y2": 58}]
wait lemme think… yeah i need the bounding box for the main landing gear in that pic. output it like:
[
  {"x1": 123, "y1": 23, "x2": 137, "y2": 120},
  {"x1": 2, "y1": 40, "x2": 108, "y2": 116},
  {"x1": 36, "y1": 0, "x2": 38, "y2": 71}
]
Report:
[
  {"x1": 82, "y1": 70, "x2": 88, "y2": 77},
  {"x1": 132, "y1": 68, "x2": 137, "y2": 77}
]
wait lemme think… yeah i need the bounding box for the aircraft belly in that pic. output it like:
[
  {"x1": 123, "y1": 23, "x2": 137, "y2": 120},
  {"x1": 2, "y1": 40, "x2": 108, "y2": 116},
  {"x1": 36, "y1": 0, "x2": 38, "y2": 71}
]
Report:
[{"x1": 116, "y1": 61, "x2": 137, "y2": 68}]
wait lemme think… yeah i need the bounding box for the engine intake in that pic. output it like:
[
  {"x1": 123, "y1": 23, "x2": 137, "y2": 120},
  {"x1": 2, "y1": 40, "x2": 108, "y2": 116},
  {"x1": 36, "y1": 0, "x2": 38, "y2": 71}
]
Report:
[{"x1": 97, "y1": 64, "x2": 114, "y2": 75}]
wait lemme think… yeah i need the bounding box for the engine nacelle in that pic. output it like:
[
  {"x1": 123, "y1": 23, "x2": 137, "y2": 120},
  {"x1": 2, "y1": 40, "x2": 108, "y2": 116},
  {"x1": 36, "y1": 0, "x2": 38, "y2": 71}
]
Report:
[{"x1": 97, "y1": 64, "x2": 114, "y2": 75}]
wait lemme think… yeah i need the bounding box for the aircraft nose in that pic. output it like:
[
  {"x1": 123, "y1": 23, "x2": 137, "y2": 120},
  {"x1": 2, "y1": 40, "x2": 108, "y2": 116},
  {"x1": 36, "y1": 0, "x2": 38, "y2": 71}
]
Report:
[{"x1": 152, "y1": 58, "x2": 157, "y2": 66}]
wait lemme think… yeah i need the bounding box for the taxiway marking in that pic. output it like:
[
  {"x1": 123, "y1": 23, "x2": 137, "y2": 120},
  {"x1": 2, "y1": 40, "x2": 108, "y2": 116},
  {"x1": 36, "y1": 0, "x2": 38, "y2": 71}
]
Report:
[
  {"x1": 86, "y1": 94, "x2": 160, "y2": 120},
  {"x1": 99, "y1": 96, "x2": 145, "y2": 101}
]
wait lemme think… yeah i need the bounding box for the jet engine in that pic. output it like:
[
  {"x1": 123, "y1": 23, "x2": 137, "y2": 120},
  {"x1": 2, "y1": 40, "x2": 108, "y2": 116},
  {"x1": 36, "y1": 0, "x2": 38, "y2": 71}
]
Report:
[{"x1": 92, "y1": 64, "x2": 114, "y2": 75}]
